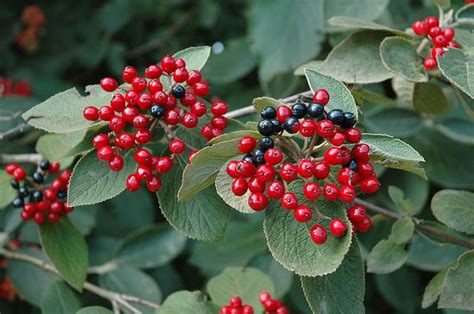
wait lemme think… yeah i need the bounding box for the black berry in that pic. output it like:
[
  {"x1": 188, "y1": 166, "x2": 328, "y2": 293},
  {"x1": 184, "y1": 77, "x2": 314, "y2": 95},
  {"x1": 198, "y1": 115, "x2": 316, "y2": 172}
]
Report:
[
  {"x1": 283, "y1": 117, "x2": 300, "y2": 134},
  {"x1": 307, "y1": 103, "x2": 324, "y2": 118},
  {"x1": 259, "y1": 137, "x2": 274, "y2": 151},
  {"x1": 39, "y1": 160, "x2": 50, "y2": 171},
  {"x1": 242, "y1": 153, "x2": 254, "y2": 164},
  {"x1": 32, "y1": 190, "x2": 43, "y2": 202},
  {"x1": 292, "y1": 102, "x2": 307, "y2": 119},
  {"x1": 12, "y1": 197, "x2": 23, "y2": 208},
  {"x1": 171, "y1": 84, "x2": 186, "y2": 98},
  {"x1": 19, "y1": 186, "x2": 29, "y2": 198},
  {"x1": 33, "y1": 172, "x2": 44, "y2": 183},
  {"x1": 253, "y1": 149, "x2": 265, "y2": 165},
  {"x1": 270, "y1": 119, "x2": 283, "y2": 133},
  {"x1": 10, "y1": 179, "x2": 20, "y2": 190},
  {"x1": 57, "y1": 190, "x2": 67, "y2": 199},
  {"x1": 348, "y1": 160, "x2": 358, "y2": 171},
  {"x1": 327, "y1": 109, "x2": 345, "y2": 125},
  {"x1": 341, "y1": 112, "x2": 357, "y2": 128},
  {"x1": 257, "y1": 119, "x2": 275, "y2": 136},
  {"x1": 261, "y1": 106, "x2": 277, "y2": 119},
  {"x1": 150, "y1": 105, "x2": 165, "y2": 118}
]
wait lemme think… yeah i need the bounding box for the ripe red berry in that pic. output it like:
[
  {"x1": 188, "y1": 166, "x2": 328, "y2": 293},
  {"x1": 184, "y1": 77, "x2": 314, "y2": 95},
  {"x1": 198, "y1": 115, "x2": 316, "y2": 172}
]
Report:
[
  {"x1": 34, "y1": 212, "x2": 45, "y2": 224},
  {"x1": 230, "y1": 296, "x2": 242, "y2": 308},
  {"x1": 122, "y1": 106, "x2": 138, "y2": 123},
  {"x1": 232, "y1": 177, "x2": 248, "y2": 196},
  {"x1": 175, "y1": 58, "x2": 186, "y2": 68},
  {"x1": 323, "y1": 183, "x2": 339, "y2": 201},
  {"x1": 137, "y1": 93, "x2": 153, "y2": 110},
  {"x1": 303, "y1": 182, "x2": 321, "y2": 200},
  {"x1": 347, "y1": 205, "x2": 367, "y2": 222},
  {"x1": 238, "y1": 160, "x2": 256, "y2": 178},
  {"x1": 109, "y1": 154, "x2": 124, "y2": 172},
  {"x1": 329, "y1": 132, "x2": 345, "y2": 146},
  {"x1": 310, "y1": 224, "x2": 328, "y2": 244},
  {"x1": 48, "y1": 213, "x2": 60, "y2": 223},
  {"x1": 148, "y1": 79, "x2": 163, "y2": 94},
  {"x1": 49, "y1": 162, "x2": 60, "y2": 173},
  {"x1": 125, "y1": 90, "x2": 139, "y2": 105},
  {"x1": 83, "y1": 106, "x2": 99, "y2": 121},
  {"x1": 146, "y1": 175, "x2": 162, "y2": 192},
  {"x1": 145, "y1": 65, "x2": 162, "y2": 79},
  {"x1": 256, "y1": 164, "x2": 276, "y2": 182},
  {"x1": 211, "y1": 116, "x2": 227, "y2": 130},
  {"x1": 109, "y1": 116, "x2": 126, "y2": 132},
  {"x1": 294, "y1": 205, "x2": 313, "y2": 222},
  {"x1": 433, "y1": 35, "x2": 448, "y2": 48},
  {"x1": 122, "y1": 66, "x2": 137, "y2": 83},
  {"x1": 276, "y1": 106, "x2": 292, "y2": 123},
  {"x1": 344, "y1": 128, "x2": 361, "y2": 143},
  {"x1": 299, "y1": 119, "x2": 316, "y2": 137},
  {"x1": 170, "y1": 139, "x2": 185, "y2": 154},
  {"x1": 193, "y1": 82, "x2": 209, "y2": 97},
  {"x1": 126, "y1": 174, "x2": 141, "y2": 191},
  {"x1": 280, "y1": 192, "x2": 298, "y2": 209},
  {"x1": 44, "y1": 189, "x2": 56, "y2": 201},
  {"x1": 259, "y1": 292, "x2": 271, "y2": 304},
  {"x1": 266, "y1": 180, "x2": 285, "y2": 199},
  {"x1": 316, "y1": 119, "x2": 335, "y2": 138},
  {"x1": 50, "y1": 201, "x2": 64, "y2": 214},
  {"x1": 156, "y1": 157, "x2": 173, "y2": 174},
  {"x1": 280, "y1": 162, "x2": 297, "y2": 182},
  {"x1": 313, "y1": 89, "x2": 330, "y2": 105},
  {"x1": 428, "y1": 26, "x2": 442, "y2": 38},
  {"x1": 173, "y1": 68, "x2": 188, "y2": 83},
  {"x1": 110, "y1": 94, "x2": 126, "y2": 112},
  {"x1": 324, "y1": 147, "x2": 341, "y2": 165},
  {"x1": 297, "y1": 159, "x2": 314, "y2": 178},
  {"x1": 211, "y1": 102, "x2": 228, "y2": 116},
  {"x1": 313, "y1": 161, "x2": 330, "y2": 179},
  {"x1": 238, "y1": 136, "x2": 257, "y2": 153},
  {"x1": 242, "y1": 305, "x2": 254, "y2": 314},
  {"x1": 187, "y1": 70, "x2": 202, "y2": 85},
  {"x1": 354, "y1": 215, "x2": 372, "y2": 233},
  {"x1": 424, "y1": 16, "x2": 439, "y2": 29},
  {"x1": 423, "y1": 57, "x2": 438, "y2": 70},
  {"x1": 248, "y1": 177, "x2": 265, "y2": 193},
  {"x1": 226, "y1": 160, "x2": 239, "y2": 178},
  {"x1": 180, "y1": 92, "x2": 196, "y2": 107},
  {"x1": 161, "y1": 56, "x2": 176, "y2": 73},
  {"x1": 132, "y1": 115, "x2": 149, "y2": 129},
  {"x1": 264, "y1": 148, "x2": 283, "y2": 165},
  {"x1": 131, "y1": 77, "x2": 147, "y2": 92},
  {"x1": 359, "y1": 177, "x2": 380, "y2": 194},
  {"x1": 182, "y1": 112, "x2": 199, "y2": 128},
  {"x1": 351, "y1": 144, "x2": 370, "y2": 162},
  {"x1": 412, "y1": 20, "x2": 428, "y2": 36},
  {"x1": 100, "y1": 77, "x2": 118, "y2": 92},
  {"x1": 357, "y1": 162, "x2": 374, "y2": 177},
  {"x1": 153, "y1": 91, "x2": 168, "y2": 105},
  {"x1": 5, "y1": 163, "x2": 19, "y2": 175},
  {"x1": 97, "y1": 146, "x2": 114, "y2": 161},
  {"x1": 99, "y1": 105, "x2": 114, "y2": 121},
  {"x1": 164, "y1": 110, "x2": 180, "y2": 125},
  {"x1": 248, "y1": 193, "x2": 268, "y2": 211},
  {"x1": 431, "y1": 47, "x2": 445, "y2": 58},
  {"x1": 136, "y1": 165, "x2": 152, "y2": 181},
  {"x1": 12, "y1": 167, "x2": 26, "y2": 180},
  {"x1": 190, "y1": 101, "x2": 206, "y2": 117},
  {"x1": 337, "y1": 167, "x2": 361, "y2": 186},
  {"x1": 339, "y1": 185, "x2": 356, "y2": 203},
  {"x1": 448, "y1": 41, "x2": 460, "y2": 48},
  {"x1": 114, "y1": 133, "x2": 135, "y2": 149},
  {"x1": 134, "y1": 148, "x2": 152, "y2": 165},
  {"x1": 166, "y1": 96, "x2": 177, "y2": 110},
  {"x1": 329, "y1": 218, "x2": 347, "y2": 237}
]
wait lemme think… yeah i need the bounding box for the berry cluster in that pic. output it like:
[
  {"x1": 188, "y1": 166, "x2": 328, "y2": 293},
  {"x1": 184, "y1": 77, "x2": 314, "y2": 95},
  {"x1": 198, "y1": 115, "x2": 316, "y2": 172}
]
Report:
[
  {"x1": 82, "y1": 56, "x2": 229, "y2": 193},
  {"x1": 226, "y1": 89, "x2": 377, "y2": 245},
  {"x1": 5, "y1": 160, "x2": 73, "y2": 224},
  {"x1": 15, "y1": 5, "x2": 46, "y2": 54},
  {"x1": 412, "y1": 16, "x2": 459, "y2": 70},
  {"x1": 219, "y1": 292, "x2": 288, "y2": 314},
  {"x1": 0, "y1": 77, "x2": 32, "y2": 97}
]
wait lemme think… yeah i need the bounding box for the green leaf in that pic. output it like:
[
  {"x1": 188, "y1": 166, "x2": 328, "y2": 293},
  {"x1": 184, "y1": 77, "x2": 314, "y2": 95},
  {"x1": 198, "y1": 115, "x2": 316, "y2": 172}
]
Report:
[
  {"x1": 99, "y1": 266, "x2": 161, "y2": 313},
  {"x1": 22, "y1": 85, "x2": 110, "y2": 133},
  {"x1": 115, "y1": 224, "x2": 187, "y2": 269},
  {"x1": 436, "y1": 118, "x2": 474, "y2": 144},
  {"x1": 328, "y1": 16, "x2": 411, "y2": 38},
  {"x1": 323, "y1": 0, "x2": 389, "y2": 27},
  {"x1": 36, "y1": 129, "x2": 87, "y2": 168},
  {"x1": 390, "y1": 217, "x2": 415, "y2": 244},
  {"x1": 351, "y1": 87, "x2": 395, "y2": 105},
  {"x1": 432, "y1": 190, "x2": 474, "y2": 235},
  {"x1": 157, "y1": 159, "x2": 231, "y2": 242},
  {"x1": 439, "y1": 250, "x2": 474, "y2": 310},
  {"x1": 40, "y1": 281, "x2": 81, "y2": 314},
  {"x1": 456, "y1": 4, "x2": 474, "y2": 25},
  {"x1": 380, "y1": 37, "x2": 428, "y2": 82},
  {"x1": 437, "y1": 48, "x2": 474, "y2": 99},
  {"x1": 159, "y1": 291, "x2": 219, "y2": 314},
  {"x1": 248, "y1": 0, "x2": 324, "y2": 81},
  {"x1": 207, "y1": 267, "x2": 274, "y2": 310},
  {"x1": 367, "y1": 239, "x2": 408, "y2": 274},
  {"x1": 301, "y1": 241, "x2": 365, "y2": 314},
  {"x1": 173, "y1": 46, "x2": 211, "y2": 71},
  {"x1": 67, "y1": 149, "x2": 136, "y2": 207},
  {"x1": 7, "y1": 247, "x2": 59, "y2": 306},
  {"x1": 319, "y1": 31, "x2": 394, "y2": 84},
  {"x1": 413, "y1": 82, "x2": 450, "y2": 114},
  {"x1": 77, "y1": 306, "x2": 113, "y2": 314},
  {"x1": 39, "y1": 218, "x2": 88, "y2": 291},
  {"x1": 209, "y1": 130, "x2": 261, "y2": 145},
  {"x1": 434, "y1": 0, "x2": 451, "y2": 9},
  {"x1": 365, "y1": 107, "x2": 422, "y2": 138},
  {"x1": 304, "y1": 69, "x2": 358, "y2": 120},
  {"x1": 294, "y1": 60, "x2": 324, "y2": 76},
  {"x1": 422, "y1": 269, "x2": 448, "y2": 308},
  {"x1": 189, "y1": 221, "x2": 267, "y2": 277},
  {"x1": 178, "y1": 139, "x2": 240, "y2": 201},
  {"x1": 248, "y1": 255, "x2": 294, "y2": 298},
  {"x1": 387, "y1": 186, "x2": 414, "y2": 214},
  {"x1": 361, "y1": 133, "x2": 426, "y2": 179},
  {"x1": 0, "y1": 172, "x2": 16, "y2": 209},
  {"x1": 264, "y1": 180, "x2": 353, "y2": 276},
  {"x1": 253, "y1": 96, "x2": 285, "y2": 114},
  {"x1": 392, "y1": 76, "x2": 415, "y2": 106}
]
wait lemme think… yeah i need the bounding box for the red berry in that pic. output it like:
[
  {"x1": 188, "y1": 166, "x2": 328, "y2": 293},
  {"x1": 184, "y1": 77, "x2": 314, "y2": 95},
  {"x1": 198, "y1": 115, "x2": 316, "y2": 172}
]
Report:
[
  {"x1": 423, "y1": 57, "x2": 438, "y2": 70},
  {"x1": 304, "y1": 182, "x2": 321, "y2": 200},
  {"x1": 323, "y1": 183, "x2": 339, "y2": 201},
  {"x1": 242, "y1": 305, "x2": 254, "y2": 314},
  {"x1": 126, "y1": 174, "x2": 141, "y2": 191},
  {"x1": 193, "y1": 82, "x2": 209, "y2": 97},
  {"x1": 165, "y1": 95, "x2": 177, "y2": 110},
  {"x1": 276, "y1": 307, "x2": 289, "y2": 314},
  {"x1": 264, "y1": 148, "x2": 283, "y2": 165},
  {"x1": 357, "y1": 162, "x2": 374, "y2": 178},
  {"x1": 313, "y1": 162, "x2": 330, "y2": 179},
  {"x1": 99, "y1": 106, "x2": 114, "y2": 121},
  {"x1": 232, "y1": 177, "x2": 248, "y2": 196},
  {"x1": 238, "y1": 136, "x2": 257, "y2": 153},
  {"x1": 310, "y1": 224, "x2": 328, "y2": 244},
  {"x1": 266, "y1": 180, "x2": 285, "y2": 199},
  {"x1": 134, "y1": 129, "x2": 151, "y2": 144},
  {"x1": 211, "y1": 116, "x2": 227, "y2": 130},
  {"x1": 354, "y1": 215, "x2": 372, "y2": 233},
  {"x1": 114, "y1": 133, "x2": 135, "y2": 149},
  {"x1": 50, "y1": 201, "x2": 64, "y2": 214},
  {"x1": 109, "y1": 154, "x2": 124, "y2": 172},
  {"x1": 324, "y1": 147, "x2": 342, "y2": 165},
  {"x1": 248, "y1": 177, "x2": 265, "y2": 193},
  {"x1": 448, "y1": 41, "x2": 460, "y2": 48},
  {"x1": 276, "y1": 105, "x2": 292, "y2": 123},
  {"x1": 109, "y1": 116, "x2": 126, "y2": 132},
  {"x1": 313, "y1": 89, "x2": 329, "y2": 105},
  {"x1": 148, "y1": 79, "x2": 163, "y2": 94},
  {"x1": 173, "y1": 68, "x2": 188, "y2": 83},
  {"x1": 100, "y1": 77, "x2": 118, "y2": 92},
  {"x1": 48, "y1": 213, "x2": 60, "y2": 223},
  {"x1": 338, "y1": 167, "x2": 361, "y2": 186},
  {"x1": 230, "y1": 296, "x2": 242, "y2": 308},
  {"x1": 146, "y1": 174, "x2": 162, "y2": 192},
  {"x1": 431, "y1": 47, "x2": 445, "y2": 58},
  {"x1": 329, "y1": 132, "x2": 345, "y2": 146},
  {"x1": 153, "y1": 91, "x2": 168, "y2": 105},
  {"x1": 136, "y1": 165, "x2": 152, "y2": 181},
  {"x1": 259, "y1": 292, "x2": 271, "y2": 304},
  {"x1": 190, "y1": 101, "x2": 206, "y2": 117},
  {"x1": 134, "y1": 148, "x2": 152, "y2": 165},
  {"x1": 351, "y1": 144, "x2": 370, "y2": 162},
  {"x1": 122, "y1": 106, "x2": 139, "y2": 123},
  {"x1": 93, "y1": 134, "x2": 109, "y2": 150},
  {"x1": 132, "y1": 115, "x2": 149, "y2": 129},
  {"x1": 412, "y1": 20, "x2": 428, "y2": 36},
  {"x1": 345, "y1": 128, "x2": 361, "y2": 143},
  {"x1": 226, "y1": 160, "x2": 239, "y2": 178},
  {"x1": 137, "y1": 93, "x2": 153, "y2": 110},
  {"x1": 37, "y1": 200, "x2": 50, "y2": 212},
  {"x1": 49, "y1": 162, "x2": 60, "y2": 173},
  {"x1": 299, "y1": 119, "x2": 316, "y2": 137},
  {"x1": 83, "y1": 106, "x2": 99, "y2": 121},
  {"x1": 175, "y1": 58, "x2": 186, "y2": 68},
  {"x1": 97, "y1": 146, "x2": 114, "y2": 161},
  {"x1": 280, "y1": 162, "x2": 297, "y2": 182},
  {"x1": 359, "y1": 177, "x2": 380, "y2": 194},
  {"x1": 33, "y1": 212, "x2": 45, "y2": 224},
  {"x1": 181, "y1": 92, "x2": 197, "y2": 107},
  {"x1": 156, "y1": 157, "x2": 173, "y2": 174},
  {"x1": 330, "y1": 218, "x2": 347, "y2": 237},
  {"x1": 5, "y1": 163, "x2": 19, "y2": 175},
  {"x1": 145, "y1": 65, "x2": 162, "y2": 79},
  {"x1": 424, "y1": 16, "x2": 439, "y2": 29},
  {"x1": 59, "y1": 169, "x2": 71, "y2": 183},
  {"x1": 237, "y1": 161, "x2": 255, "y2": 179},
  {"x1": 255, "y1": 164, "x2": 276, "y2": 182},
  {"x1": 122, "y1": 66, "x2": 137, "y2": 83},
  {"x1": 248, "y1": 193, "x2": 268, "y2": 211},
  {"x1": 280, "y1": 192, "x2": 298, "y2": 209},
  {"x1": 23, "y1": 203, "x2": 36, "y2": 214},
  {"x1": 297, "y1": 159, "x2": 314, "y2": 178},
  {"x1": 125, "y1": 90, "x2": 139, "y2": 105},
  {"x1": 181, "y1": 112, "x2": 199, "y2": 128},
  {"x1": 428, "y1": 26, "x2": 442, "y2": 38},
  {"x1": 211, "y1": 102, "x2": 228, "y2": 116},
  {"x1": 316, "y1": 119, "x2": 335, "y2": 138},
  {"x1": 109, "y1": 94, "x2": 126, "y2": 113},
  {"x1": 433, "y1": 35, "x2": 448, "y2": 48},
  {"x1": 170, "y1": 139, "x2": 185, "y2": 154},
  {"x1": 347, "y1": 205, "x2": 367, "y2": 223},
  {"x1": 131, "y1": 77, "x2": 147, "y2": 92},
  {"x1": 44, "y1": 189, "x2": 56, "y2": 201},
  {"x1": 187, "y1": 70, "x2": 202, "y2": 85},
  {"x1": 339, "y1": 185, "x2": 356, "y2": 203},
  {"x1": 294, "y1": 205, "x2": 312, "y2": 222},
  {"x1": 161, "y1": 56, "x2": 176, "y2": 73}
]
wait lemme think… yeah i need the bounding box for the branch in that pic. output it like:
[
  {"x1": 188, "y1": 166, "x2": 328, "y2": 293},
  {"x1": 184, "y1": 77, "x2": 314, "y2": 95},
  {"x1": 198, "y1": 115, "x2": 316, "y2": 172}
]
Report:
[
  {"x1": 0, "y1": 153, "x2": 42, "y2": 164},
  {"x1": 0, "y1": 248, "x2": 160, "y2": 312}
]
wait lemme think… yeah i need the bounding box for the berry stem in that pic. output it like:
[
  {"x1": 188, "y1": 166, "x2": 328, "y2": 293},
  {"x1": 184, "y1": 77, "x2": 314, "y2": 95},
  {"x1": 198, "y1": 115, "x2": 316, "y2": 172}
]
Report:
[
  {"x1": 305, "y1": 134, "x2": 319, "y2": 159},
  {"x1": 158, "y1": 120, "x2": 197, "y2": 151}
]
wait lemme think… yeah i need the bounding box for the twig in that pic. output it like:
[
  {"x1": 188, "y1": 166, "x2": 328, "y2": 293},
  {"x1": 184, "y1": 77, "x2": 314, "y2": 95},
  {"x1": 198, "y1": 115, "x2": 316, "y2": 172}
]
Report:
[
  {"x1": 0, "y1": 153, "x2": 42, "y2": 164},
  {"x1": 0, "y1": 111, "x2": 23, "y2": 121},
  {"x1": 0, "y1": 248, "x2": 160, "y2": 312},
  {"x1": 305, "y1": 134, "x2": 319, "y2": 159}
]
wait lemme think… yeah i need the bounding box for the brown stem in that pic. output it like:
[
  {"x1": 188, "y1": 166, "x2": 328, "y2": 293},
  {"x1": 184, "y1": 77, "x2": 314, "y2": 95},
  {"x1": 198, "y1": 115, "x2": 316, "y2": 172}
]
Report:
[{"x1": 0, "y1": 153, "x2": 42, "y2": 164}]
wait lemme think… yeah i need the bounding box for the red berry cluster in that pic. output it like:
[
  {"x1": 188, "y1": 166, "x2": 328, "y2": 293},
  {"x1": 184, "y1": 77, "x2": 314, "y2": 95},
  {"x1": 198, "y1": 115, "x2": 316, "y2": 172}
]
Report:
[
  {"x1": 15, "y1": 5, "x2": 46, "y2": 54},
  {"x1": 219, "y1": 292, "x2": 288, "y2": 314},
  {"x1": 412, "y1": 16, "x2": 460, "y2": 70},
  {"x1": 5, "y1": 160, "x2": 73, "y2": 225},
  {"x1": 0, "y1": 77, "x2": 32, "y2": 97},
  {"x1": 82, "y1": 56, "x2": 229, "y2": 193},
  {"x1": 226, "y1": 90, "x2": 377, "y2": 245}
]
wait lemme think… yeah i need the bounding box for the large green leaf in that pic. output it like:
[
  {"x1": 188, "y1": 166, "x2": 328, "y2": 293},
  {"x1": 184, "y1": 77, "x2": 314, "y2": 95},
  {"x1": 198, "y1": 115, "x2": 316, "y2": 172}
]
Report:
[
  {"x1": 367, "y1": 239, "x2": 408, "y2": 274},
  {"x1": 432, "y1": 190, "x2": 474, "y2": 235},
  {"x1": 304, "y1": 69, "x2": 358, "y2": 119},
  {"x1": 439, "y1": 250, "x2": 474, "y2": 310},
  {"x1": 392, "y1": 76, "x2": 415, "y2": 106},
  {"x1": 178, "y1": 139, "x2": 240, "y2": 201},
  {"x1": 365, "y1": 107, "x2": 422, "y2": 138},
  {"x1": 207, "y1": 267, "x2": 274, "y2": 310},
  {"x1": 320, "y1": 31, "x2": 394, "y2": 84},
  {"x1": 380, "y1": 37, "x2": 428, "y2": 82},
  {"x1": 114, "y1": 224, "x2": 187, "y2": 269},
  {"x1": 159, "y1": 291, "x2": 219, "y2": 314},
  {"x1": 39, "y1": 218, "x2": 88, "y2": 291},
  {"x1": 422, "y1": 269, "x2": 448, "y2": 309},
  {"x1": 390, "y1": 217, "x2": 415, "y2": 244},
  {"x1": 301, "y1": 242, "x2": 365, "y2": 314},
  {"x1": 40, "y1": 281, "x2": 81, "y2": 314},
  {"x1": 77, "y1": 306, "x2": 113, "y2": 314},
  {"x1": 323, "y1": 0, "x2": 389, "y2": 27},
  {"x1": 36, "y1": 129, "x2": 87, "y2": 168},
  {"x1": 413, "y1": 82, "x2": 450, "y2": 114},
  {"x1": 456, "y1": 4, "x2": 474, "y2": 26},
  {"x1": 173, "y1": 46, "x2": 211, "y2": 71},
  {"x1": 328, "y1": 16, "x2": 411, "y2": 38},
  {"x1": 22, "y1": 85, "x2": 110, "y2": 133},
  {"x1": 0, "y1": 172, "x2": 16, "y2": 209},
  {"x1": 437, "y1": 49, "x2": 474, "y2": 99},
  {"x1": 249, "y1": 255, "x2": 294, "y2": 298},
  {"x1": 67, "y1": 149, "x2": 136, "y2": 207},
  {"x1": 248, "y1": 0, "x2": 324, "y2": 81},
  {"x1": 436, "y1": 118, "x2": 474, "y2": 145},
  {"x1": 264, "y1": 180, "x2": 353, "y2": 276}
]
